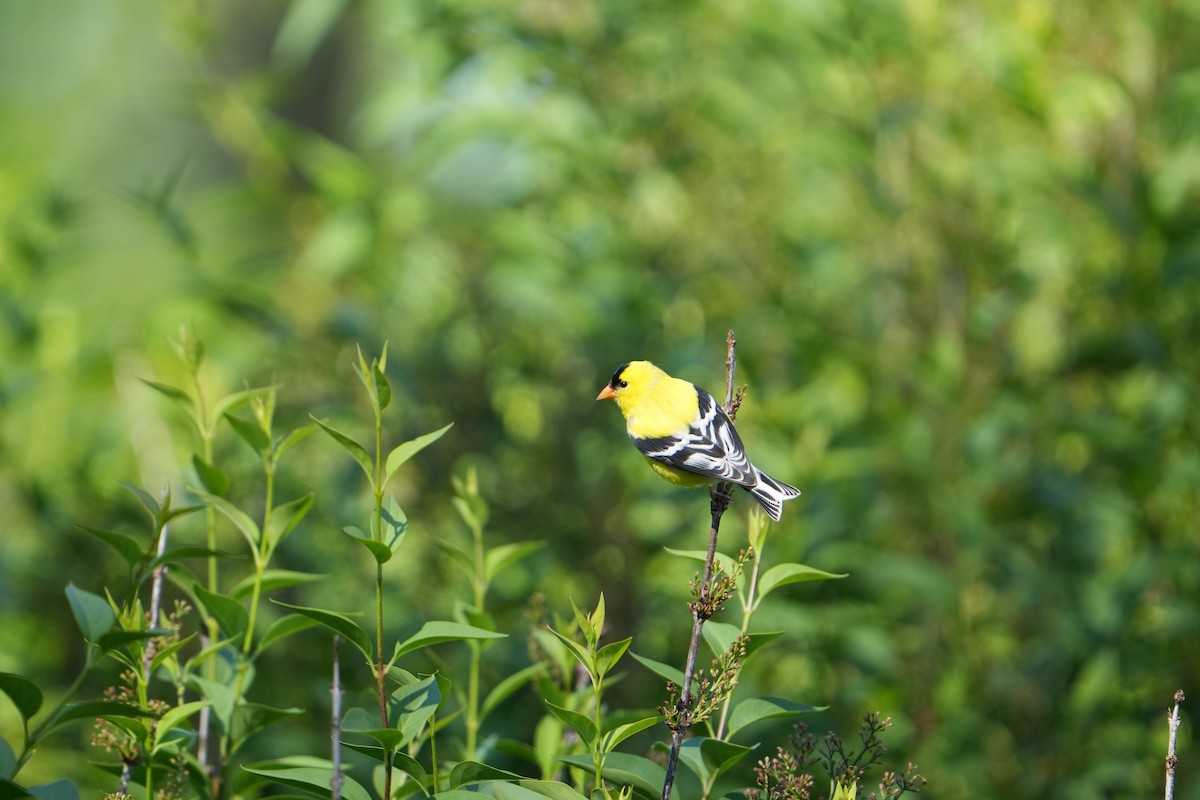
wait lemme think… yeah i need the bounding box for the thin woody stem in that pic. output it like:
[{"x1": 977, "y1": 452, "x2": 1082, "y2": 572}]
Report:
[
  {"x1": 661, "y1": 331, "x2": 738, "y2": 800},
  {"x1": 1166, "y1": 689, "x2": 1184, "y2": 800}
]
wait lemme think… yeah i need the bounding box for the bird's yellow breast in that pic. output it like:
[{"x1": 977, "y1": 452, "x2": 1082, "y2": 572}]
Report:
[{"x1": 617, "y1": 368, "x2": 699, "y2": 439}]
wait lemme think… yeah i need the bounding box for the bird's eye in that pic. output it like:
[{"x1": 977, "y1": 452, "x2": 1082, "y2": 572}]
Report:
[{"x1": 618, "y1": 379, "x2": 628, "y2": 388}]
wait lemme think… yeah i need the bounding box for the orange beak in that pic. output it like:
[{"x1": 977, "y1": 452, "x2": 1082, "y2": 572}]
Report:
[{"x1": 596, "y1": 385, "x2": 618, "y2": 401}]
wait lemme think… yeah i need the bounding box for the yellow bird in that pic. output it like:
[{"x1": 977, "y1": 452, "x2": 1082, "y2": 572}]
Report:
[{"x1": 597, "y1": 360, "x2": 800, "y2": 521}]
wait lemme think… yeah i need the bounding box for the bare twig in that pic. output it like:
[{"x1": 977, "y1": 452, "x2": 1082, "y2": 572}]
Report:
[
  {"x1": 332, "y1": 635, "x2": 344, "y2": 800},
  {"x1": 1166, "y1": 689, "x2": 1184, "y2": 800},
  {"x1": 661, "y1": 331, "x2": 739, "y2": 800}
]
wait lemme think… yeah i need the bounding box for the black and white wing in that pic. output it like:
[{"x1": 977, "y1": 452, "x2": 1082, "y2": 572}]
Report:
[{"x1": 632, "y1": 386, "x2": 756, "y2": 486}]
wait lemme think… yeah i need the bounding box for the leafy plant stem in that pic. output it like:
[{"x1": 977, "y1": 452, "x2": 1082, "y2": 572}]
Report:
[
  {"x1": 22, "y1": 650, "x2": 95, "y2": 767},
  {"x1": 714, "y1": 544, "x2": 763, "y2": 741},
  {"x1": 662, "y1": 330, "x2": 738, "y2": 800}
]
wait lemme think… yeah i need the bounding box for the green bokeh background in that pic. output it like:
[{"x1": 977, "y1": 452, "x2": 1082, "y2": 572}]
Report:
[{"x1": 2, "y1": 0, "x2": 1199, "y2": 796}]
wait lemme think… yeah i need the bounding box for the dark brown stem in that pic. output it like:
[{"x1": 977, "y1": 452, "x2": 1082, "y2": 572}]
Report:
[{"x1": 661, "y1": 332, "x2": 738, "y2": 800}]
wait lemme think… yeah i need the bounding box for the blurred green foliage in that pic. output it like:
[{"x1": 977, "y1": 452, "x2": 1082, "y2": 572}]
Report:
[{"x1": 2, "y1": 0, "x2": 1200, "y2": 796}]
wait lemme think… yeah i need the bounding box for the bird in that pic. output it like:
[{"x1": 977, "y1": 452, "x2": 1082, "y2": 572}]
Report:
[{"x1": 596, "y1": 360, "x2": 800, "y2": 521}]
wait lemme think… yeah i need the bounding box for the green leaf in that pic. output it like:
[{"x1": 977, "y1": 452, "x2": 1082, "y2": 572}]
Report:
[
  {"x1": 118, "y1": 481, "x2": 161, "y2": 524},
  {"x1": 757, "y1": 562, "x2": 848, "y2": 597},
  {"x1": 0, "y1": 737, "x2": 17, "y2": 777},
  {"x1": 381, "y1": 494, "x2": 409, "y2": 551},
  {"x1": 188, "y1": 676, "x2": 238, "y2": 731},
  {"x1": 601, "y1": 715, "x2": 660, "y2": 755},
  {"x1": 481, "y1": 662, "x2": 549, "y2": 720},
  {"x1": 65, "y1": 583, "x2": 115, "y2": 643},
  {"x1": 557, "y1": 753, "x2": 667, "y2": 800},
  {"x1": 429, "y1": 792, "x2": 491, "y2": 799},
  {"x1": 209, "y1": 387, "x2": 263, "y2": 427},
  {"x1": 193, "y1": 491, "x2": 261, "y2": 554},
  {"x1": 191, "y1": 454, "x2": 230, "y2": 496},
  {"x1": 226, "y1": 413, "x2": 271, "y2": 453},
  {"x1": 449, "y1": 761, "x2": 523, "y2": 788},
  {"x1": 676, "y1": 737, "x2": 755, "y2": 784},
  {"x1": 45, "y1": 701, "x2": 156, "y2": 736},
  {"x1": 341, "y1": 525, "x2": 394, "y2": 565},
  {"x1": 265, "y1": 493, "x2": 314, "y2": 549},
  {"x1": 663, "y1": 547, "x2": 739, "y2": 577},
  {"x1": 78, "y1": 526, "x2": 143, "y2": 568},
  {"x1": 147, "y1": 545, "x2": 229, "y2": 571},
  {"x1": 139, "y1": 378, "x2": 190, "y2": 404},
  {"x1": 272, "y1": 601, "x2": 372, "y2": 661},
  {"x1": 0, "y1": 778, "x2": 33, "y2": 799},
  {"x1": 258, "y1": 614, "x2": 320, "y2": 652},
  {"x1": 273, "y1": 423, "x2": 317, "y2": 461},
  {"x1": 546, "y1": 628, "x2": 594, "y2": 681},
  {"x1": 230, "y1": 570, "x2": 324, "y2": 601},
  {"x1": 193, "y1": 584, "x2": 249, "y2": 641},
  {"x1": 727, "y1": 696, "x2": 826, "y2": 737},
  {"x1": 97, "y1": 628, "x2": 173, "y2": 652},
  {"x1": 0, "y1": 674, "x2": 42, "y2": 721},
  {"x1": 484, "y1": 541, "x2": 544, "y2": 582},
  {"x1": 391, "y1": 675, "x2": 441, "y2": 746},
  {"x1": 384, "y1": 423, "x2": 454, "y2": 484},
  {"x1": 149, "y1": 633, "x2": 197, "y2": 674},
  {"x1": 28, "y1": 781, "x2": 79, "y2": 800},
  {"x1": 595, "y1": 636, "x2": 633, "y2": 678},
  {"x1": 242, "y1": 762, "x2": 372, "y2": 800},
  {"x1": 152, "y1": 700, "x2": 209, "y2": 750},
  {"x1": 701, "y1": 621, "x2": 743, "y2": 658},
  {"x1": 312, "y1": 417, "x2": 374, "y2": 485},
  {"x1": 394, "y1": 621, "x2": 506, "y2": 659},
  {"x1": 544, "y1": 702, "x2": 596, "y2": 746},
  {"x1": 503, "y1": 782, "x2": 590, "y2": 800},
  {"x1": 374, "y1": 361, "x2": 392, "y2": 411},
  {"x1": 433, "y1": 538, "x2": 474, "y2": 577},
  {"x1": 230, "y1": 703, "x2": 304, "y2": 754},
  {"x1": 628, "y1": 653, "x2": 684, "y2": 686}
]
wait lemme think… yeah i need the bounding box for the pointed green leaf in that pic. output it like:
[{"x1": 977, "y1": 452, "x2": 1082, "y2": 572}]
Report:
[
  {"x1": 191, "y1": 455, "x2": 230, "y2": 496},
  {"x1": 676, "y1": 737, "x2": 755, "y2": 784},
  {"x1": 384, "y1": 423, "x2": 453, "y2": 483},
  {"x1": 119, "y1": 481, "x2": 161, "y2": 523},
  {"x1": 65, "y1": 583, "x2": 116, "y2": 643},
  {"x1": 558, "y1": 753, "x2": 667, "y2": 800},
  {"x1": 701, "y1": 621, "x2": 743, "y2": 658},
  {"x1": 193, "y1": 584, "x2": 249, "y2": 641},
  {"x1": 209, "y1": 387, "x2": 262, "y2": 426},
  {"x1": 547, "y1": 628, "x2": 595, "y2": 681},
  {"x1": 449, "y1": 762, "x2": 523, "y2": 788},
  {"x1": 241, "y1": 762, "x2": 372, "y2": 800},
  {"x1": 595, "y1": 637, "x2": 633, "y2": 678},
  {"x1": 544, "y1": 703, "x2": 595, "y2": 746},
  {"x1": 394, "y1": 621, "x2": 506, "y2": 659},
  {"x1": 341, "y1": 525, "x2": 394, "y2": 564},
  {"x1": 230, "y1": 703, "x2": 304, "y2": 753},
  {"x1": 28, "y1": 780, "x2": 79, "y2": 800},
  {"x1": 273, "y1": 423, "x2": 317, "y2": 461},
  {"x1": 97, "y1": 628, "x2": 173, "y2": 652},
  {"x1": 139, "y1": 378, "x2": 190, "y2": 404},
  {"x1": 78, "y1": 526, "x2": 143, "y2": 568},
  {"x1": 663, "y1": 547, "x2": 739, "y2": 577},
  {"x1": 629, "y1": 652, "x2": 684, "y2": 686},
  {"x1": 272, "y1": 601, "x2": 372, "y2": 660},
  {"x1": 230, "y1": 570, "x2": 324, "y2": 600},
  {"x1": 0, "y1": 734, "x2": 17, "y2": 776},
  {"x1": 265, "y1": 493, "x2": 313, "y2": 549},
  {"x1": 481, "y1": 662, "x2": 549, "y2": 720},
  {"x1": 757, "y1": 562, "x2": 848, "y2": 597},
  {"x1": 152, "y1": 700, "x2": 209, "y2": 749},
  {"x1": 505, "y1": 782, "x2": 590, "y2": 800},
  {"x1": 193, "y1": 490, "x2": 261, "y2": 553},
  {"x1": 391, "y1": 675, "x2": 441, "y2": 745},
  {"x1": 601, "y1": 715, "x2": 661, "y2": 754},
  {"x1": 312, "y1": 417, "x2": 374, "y2": 484},
  {"x1": 433, "y1": 538, "x2": 474, "y2": 577},
  {"x1": 258, "y1": 614, "x2": 320, "y2": 652},
  {"x1": 374, "y1": 362, "x2": 392, "y2": 411},
  {"x1": 727, "y1": 696, "x2": 826, "y2": 737},
  {"x1": 149, "y1": 633, "x2": 197, "y2": 674},
  {"x1": 45, "y1": 701, "x2": 157, "y2": 736},
  {"x1": 187, "y1": 676, "x2": 237, "y2": 730},
  {"x1": 226, "y1": 413, "x2": 271, "y2": 453},
  {"x1": 0, "y1": 674, "x2": 42, "y2": 721},
  {"x1": 381, "y1": 494, "x2": 409, "y2": 550},
  {"x1": 484, "y1": 541, "x2": 544, "y2": 582}
]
